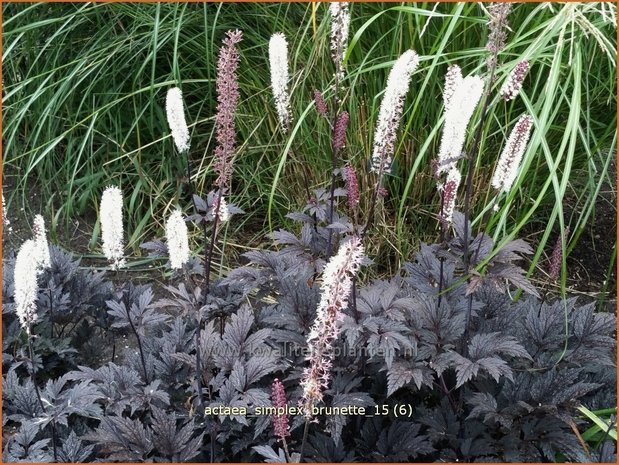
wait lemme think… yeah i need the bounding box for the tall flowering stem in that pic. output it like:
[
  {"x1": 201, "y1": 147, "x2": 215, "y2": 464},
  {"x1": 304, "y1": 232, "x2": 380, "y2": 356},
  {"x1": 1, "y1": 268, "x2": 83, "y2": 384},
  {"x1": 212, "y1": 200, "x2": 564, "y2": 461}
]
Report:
[
  {"x1": 300, "y1": 237, "x2": 364, "y2": 415},
  {"x1": 14, "y1": 225, "x2": 56, "y2": 460},
  {"x1": 202, "y1": 32, "x2": 243, "y2": 460},
  {"x1": 364, "y1": 50, "x2": 419, "y2": 239},
  {"x1": 326, "y1": 111, "x2": 350, "y2": 255},
  {"x1": 322, "y1": 7, "x2": 353, "y2": 255},
  {"x1": 205, "y1": 29, "x2": 243, "y2": 291},
  {"x1": 214, "y1": 29, "x2": 243, "y2": 192},
  {"x1": 325, "y1": 3, "x2": 350, "y2": 255},
  {"x1": 298, "y1": 236, "x2": 364, "y2": 460},
  {"x1": 100, "y1": 186, "x2": 149, "y2": 385},
  {"x1": 14, "y1": 239, "x2": 43, "y2": 334},
  {"x1": 370, "y1": 50, "x2": 419, "y2": 175},
  {"x1": 434, "y1": 67, "x2": 482, "y2": 311},
  {"x1": 460, "y1": 1, "x2": 512, "y2": 388}
]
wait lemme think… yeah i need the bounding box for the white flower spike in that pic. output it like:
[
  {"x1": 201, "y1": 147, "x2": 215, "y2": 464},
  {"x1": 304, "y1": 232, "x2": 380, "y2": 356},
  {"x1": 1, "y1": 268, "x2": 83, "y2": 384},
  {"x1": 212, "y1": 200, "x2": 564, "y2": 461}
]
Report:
[
  {"x1": 269, "y1": 33, "x2": 292, "y2": 130},
  {"x1": 100, "y1": 186, "x2": 125, "y2": 269},
  {"x1": 166, "y1": 210, "x2": 190, "y2": 270},
  {"x1": 166, "y1": 87, "x2": 190, "y2": 153}
]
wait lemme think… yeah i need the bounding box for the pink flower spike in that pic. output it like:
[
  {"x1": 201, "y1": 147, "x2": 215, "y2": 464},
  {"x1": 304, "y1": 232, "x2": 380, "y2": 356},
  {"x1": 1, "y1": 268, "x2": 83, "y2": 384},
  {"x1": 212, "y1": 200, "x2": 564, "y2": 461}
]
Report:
[
  {"x1": 271, "y1": 379, "x2": 290, "y2": 439},
  {"x1": 214, "y1": 29, "x2": 243, "y2": 191},
  {"x1": 313, "y1": 89, "x2": 328, "y2": 117},
  {"x1": 549, "y1": 226, "x2": 570, "y2": 281},
  {"x1": 333, "y1": 112, "x2": 349, "y2": 152},
  {"x1": 343, "y1": 164, "x2": 359, "y2": 211}
]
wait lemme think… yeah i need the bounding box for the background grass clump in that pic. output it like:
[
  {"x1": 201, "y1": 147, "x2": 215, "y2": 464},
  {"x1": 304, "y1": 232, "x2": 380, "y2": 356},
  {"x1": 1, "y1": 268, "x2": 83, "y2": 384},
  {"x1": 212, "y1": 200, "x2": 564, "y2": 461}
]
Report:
[{"x1": 2, "y1": 2, "x2": 616, "y2": 298}]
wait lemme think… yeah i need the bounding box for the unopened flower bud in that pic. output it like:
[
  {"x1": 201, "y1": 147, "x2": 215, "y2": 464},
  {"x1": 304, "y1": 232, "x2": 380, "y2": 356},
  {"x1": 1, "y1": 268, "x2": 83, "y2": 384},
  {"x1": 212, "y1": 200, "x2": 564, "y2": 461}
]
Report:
[{"x1": 333, "y1": 112, "x2": 349, "y2": 151}]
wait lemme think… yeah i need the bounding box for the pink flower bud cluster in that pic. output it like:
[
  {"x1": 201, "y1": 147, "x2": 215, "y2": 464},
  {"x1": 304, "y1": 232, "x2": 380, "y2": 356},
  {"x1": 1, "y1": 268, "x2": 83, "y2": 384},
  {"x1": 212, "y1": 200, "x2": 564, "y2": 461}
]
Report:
[
  {"x1": 271, "y1": 379, "x2": 290, "y2": 439},
  {"x1": 300, "y1": 237, "x2": 364, "y2": 417},
  {"x1": 214, "y1": 29, "x2": 243, "y2": 191},
  {"x1": 333, "y1": 111, "x2": 349, "y2": 152},
  {"x1": 313, "y1": 89, "x2": 329, "y2": 117},
  {"x1": 491, "y1": 114, "x2": 533, "y2": 193},
  {"x1": 439, "y1": 168, "x2": 461, "y2": 225},
  {"x1": 549, "y1": 226, "x2": 570, "y2": 281},
  {"x1": 486, "y1": 3, "x2": 512, "y2": 69},
  {"x1": 500, "y1": 60, "x2": 529, "y2": 101},
  {"x1": 343, "y1": 164, "x2": 359, "y2": 211}
]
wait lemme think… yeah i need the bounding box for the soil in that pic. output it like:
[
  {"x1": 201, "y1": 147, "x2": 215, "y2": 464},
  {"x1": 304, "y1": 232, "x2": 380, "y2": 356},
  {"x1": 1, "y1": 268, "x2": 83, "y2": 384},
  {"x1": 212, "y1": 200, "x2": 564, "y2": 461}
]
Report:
[{"x1": 526, "y1": 157, "x2": 617, "y2": 312}]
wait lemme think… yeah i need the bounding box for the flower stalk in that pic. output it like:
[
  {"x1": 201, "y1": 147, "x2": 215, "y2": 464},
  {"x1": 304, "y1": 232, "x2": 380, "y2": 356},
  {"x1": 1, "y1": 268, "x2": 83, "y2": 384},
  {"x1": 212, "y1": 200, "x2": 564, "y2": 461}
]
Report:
[
  {"x1": 364, "y1": 50, "x2": 419, "y2": 239},
  {"x1": 299, "y1": 236, "x2": 364, "y2": 460}
]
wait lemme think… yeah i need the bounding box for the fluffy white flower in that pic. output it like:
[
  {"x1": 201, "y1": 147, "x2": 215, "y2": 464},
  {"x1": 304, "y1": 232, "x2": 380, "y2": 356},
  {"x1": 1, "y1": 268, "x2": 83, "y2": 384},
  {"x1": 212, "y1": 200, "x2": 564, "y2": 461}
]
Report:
[
  {"x1": 371, "y1": 50, "x2": 420, "y2": 174},
  {"x1": 100, "y1": 186, "x2": 125, "y2": 269},
  {"x1": 269, "y1": 33, "x2": 292, "y2": 129},
  {"x1": 330, "y1": 2, "x2": 350, "y2": 81},
  {"x1": 32, "y1": 214, "x2": 51, "y2": 270},
  {"x1": 14, "y1": 239, "x2": 40, "y2": 334},
  {"x1": 437, "y1": 74, "x2": 484, "y2": 174},
  {"x1": 300, "y1": 236, "x2": 364, "y2": 416},
  {"x1": 166, "y1": 87, "x2": 190, "y2": 153},
  {"x1": 2, "y1": 193, "x2": 10, "y2": 230},
  {"x1": 217, "y1": 196, "x2": 231, "y2": 223},
  {"x1": 491, "y1": 114, "x2": 533, "y2": 192},
  {"x1": 166, "y1": 210, "x2": 190, "y2": 270}
]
